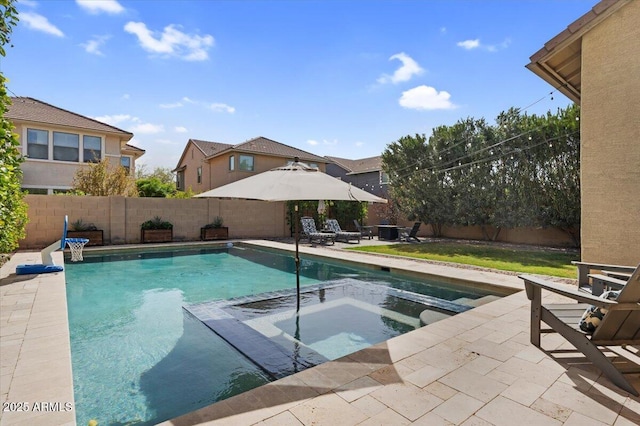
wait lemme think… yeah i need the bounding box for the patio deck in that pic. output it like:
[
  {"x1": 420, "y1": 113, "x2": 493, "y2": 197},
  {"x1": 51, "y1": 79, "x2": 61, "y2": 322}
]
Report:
[{"x1": 1, "y1": 240, "x2": 638, "y2": 425}]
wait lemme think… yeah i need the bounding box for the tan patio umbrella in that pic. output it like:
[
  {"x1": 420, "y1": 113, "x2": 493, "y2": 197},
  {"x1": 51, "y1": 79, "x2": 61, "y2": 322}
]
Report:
[{"x1": 195, "y1": 158, "x2": 387, "y2": 311}]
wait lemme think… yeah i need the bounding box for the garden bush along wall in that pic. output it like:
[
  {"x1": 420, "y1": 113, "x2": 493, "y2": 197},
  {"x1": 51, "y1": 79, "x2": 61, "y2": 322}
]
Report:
[
  {"x1": 19, "y1": 195, "x2": 287, "y2": 249},
  {"x1": 382, "y1": 105, "x2": 581, "y2": 246}
]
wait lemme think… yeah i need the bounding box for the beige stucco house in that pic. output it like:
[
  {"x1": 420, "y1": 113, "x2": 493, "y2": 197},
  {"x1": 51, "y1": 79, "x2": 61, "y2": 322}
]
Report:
[
  {"x1": 6, "y1": 97, "x2": 144, "y2": 194},
  {"x1": 526, "y1": 0, "x2": 639, "y2": 265},
  {"x1": 173, "y1": 136, "x2": 329, "y2": 193}
]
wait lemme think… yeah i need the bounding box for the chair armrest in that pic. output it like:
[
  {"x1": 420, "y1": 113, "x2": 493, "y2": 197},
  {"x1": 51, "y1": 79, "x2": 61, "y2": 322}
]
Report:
[
  {"x1": 519, "y1": 274, "x2": 615, "y2": 308},
  {"x1": 571, "y1": 261, "x2": 636, "y2": 270}
]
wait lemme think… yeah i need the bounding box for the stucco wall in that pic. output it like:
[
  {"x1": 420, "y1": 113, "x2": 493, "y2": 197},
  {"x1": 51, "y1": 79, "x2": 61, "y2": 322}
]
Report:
[
  {"x1": 13, "y1": 121, "x2": 137, "y2": 193},
  {"x1": 580, "y1": 0, "x2": 640, "y2": 264},
  {"x1": 19, "y1": 195, "x2": 287, "y2": 249}
]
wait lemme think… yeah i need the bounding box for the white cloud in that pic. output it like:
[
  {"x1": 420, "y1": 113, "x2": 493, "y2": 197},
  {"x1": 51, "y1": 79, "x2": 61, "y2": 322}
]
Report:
[
  {"x1": 377, "y1": 52, "x2": 424, "y2": 85},
  {"x1": 174, "y1": 126, "x2": 188, "y2": 133},
  {"x1": 130, "y1": 123, "x2": 164, "y2": 134},
  {"x1": 159, "y1": 101, "x2": 183, "y2": 109},
  {"x1": 76, "y1": 0, "x2": 124, "y2": 15},
  {"x1": 122, "y1": 94, "x2": 130, "y2": 100},
  {"x1": 457, "y1": 38, "x2": 511, "y2": 52},
  {"x1": 161, "y1": 97, "x2": 234, "y2": 113},
  {"x1": 92, "y1": 114, "x2": 163, "y2": 134},
  {"x1": 20, "y1": 12, "x2": 64, "y2": 37},
  {"x1": 457, "y1": 39, "x2": 480, "y2": 50},
  {"x1": 81, "y1": 35, "x2": 111, "y2": 56},
  {"x1": 19, "y1": 0, "x2": 38, "y2": 7},
  {"x1": 209, "y1": 103, "x2": 235, "y2": 113},
  {"x1": 399, "y1": 85, "x2": 456, "y2": 110},
  {"x1": 124, "y1": 21, "x2": 214, "y2": 61},
  {"x1": 307, "y1": 140, "x2": 319, "y2": 146},
  {"x1": 155, "y1": 138, "x2": 177, "y2": 145},
  {"x1": 93, "y1": 114, "x2": 134, "y2": 125}
]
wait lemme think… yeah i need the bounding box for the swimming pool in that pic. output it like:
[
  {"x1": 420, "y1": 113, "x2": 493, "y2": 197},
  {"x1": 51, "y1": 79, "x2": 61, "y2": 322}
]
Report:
[{"x1": 65, "y1": 245, "x2": 502, "y2": 425}]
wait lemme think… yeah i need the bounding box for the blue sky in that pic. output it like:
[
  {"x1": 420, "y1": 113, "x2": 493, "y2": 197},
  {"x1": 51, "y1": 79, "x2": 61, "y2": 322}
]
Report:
[{"x1": 3, "y1": 0, "x2": 596, "y2": 170}]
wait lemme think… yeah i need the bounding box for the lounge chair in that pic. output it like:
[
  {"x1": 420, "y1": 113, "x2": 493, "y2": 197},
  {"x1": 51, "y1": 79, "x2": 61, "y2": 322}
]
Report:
[
  {"x1": 325, "y1": 219, "x2": 360, "y2": 243},
  {"x1": 353, "y1": 220, "x2": 374, "y2": 240},
  {"x1": 300, "y1": 216, "x2": 335, "y2": 245},
  {"x1": 399, "y1": 222, "x2": 421, "y2": 242},
  {"x1": 520, "y1": 265, "x2": 640, "y2": 396},
  {"x1": 572, "y1": 261, "x2": 636, "y2": 295}
]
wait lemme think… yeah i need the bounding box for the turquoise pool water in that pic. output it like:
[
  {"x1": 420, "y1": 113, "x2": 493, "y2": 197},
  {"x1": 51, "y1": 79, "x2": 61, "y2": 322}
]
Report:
[{"x1": 65, "y1": 245, "x2": 499, "y2": 425}]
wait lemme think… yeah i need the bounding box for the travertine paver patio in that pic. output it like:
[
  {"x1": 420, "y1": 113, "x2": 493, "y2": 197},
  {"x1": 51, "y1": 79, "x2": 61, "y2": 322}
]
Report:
[{"x1": 1, "y1": 240, "x2": 638, "y2": 426}]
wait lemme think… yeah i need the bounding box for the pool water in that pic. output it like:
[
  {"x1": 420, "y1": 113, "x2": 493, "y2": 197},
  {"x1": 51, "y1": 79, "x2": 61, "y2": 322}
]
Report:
[{"x1": 65, "y1": 245, "x2": 500, "y2": 425}]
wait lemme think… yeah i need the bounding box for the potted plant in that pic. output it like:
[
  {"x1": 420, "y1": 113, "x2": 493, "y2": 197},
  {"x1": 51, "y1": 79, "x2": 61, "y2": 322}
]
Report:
[
  {"x1": 141, "y1": 216, "x2": 173, "y2": 243},
  {"x1": 67, "y1": 219, "x2": 104, "y2": 246},
  {"x1": 200, "y1": 216, "x2": 228, "y2": 240}
]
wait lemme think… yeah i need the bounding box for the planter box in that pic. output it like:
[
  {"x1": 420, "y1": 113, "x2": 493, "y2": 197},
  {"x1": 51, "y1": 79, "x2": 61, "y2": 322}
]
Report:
[
  {"x1": 200, "y1": 227, "x2": 229, "y2": 241},
  {"x1": 67, "y1": 230, "x2": 104, "y2": 246},
  {"x1": 141, "y1": 229, "x2": 173, "y2": 243}
]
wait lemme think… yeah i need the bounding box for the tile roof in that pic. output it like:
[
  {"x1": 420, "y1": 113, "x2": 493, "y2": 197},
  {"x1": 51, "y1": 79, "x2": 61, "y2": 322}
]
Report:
[
  {"x1": 326, "y1": 155, "x2": 383, "y2": 175},
  {"x1": 6, "y1": 97, "x2": 134, "y2": 139},
  {"x1": 190, "y1": 139, "x2": 233, "y2": 156},
  {"x1": 202, "y1": 136, "x2": 328, "y2": 163}
]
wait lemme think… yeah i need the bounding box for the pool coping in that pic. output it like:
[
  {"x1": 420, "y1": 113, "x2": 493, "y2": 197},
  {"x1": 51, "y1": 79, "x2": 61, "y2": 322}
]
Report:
[{"x1": 2, "y1": 240, "x2": 637, "y2": 425}]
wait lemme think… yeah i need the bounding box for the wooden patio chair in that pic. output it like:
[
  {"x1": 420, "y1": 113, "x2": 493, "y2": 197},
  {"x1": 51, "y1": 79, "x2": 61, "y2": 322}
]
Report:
[
  {"x1": 353, "y1": 219, "x2": 373, "y2": 240},
  {"x1": 520, "y1": 265, "x2": 640, "y2": 396},
  {"x1": 399, "y1": 222, "x2": 421, "y2": 242},
  {"x1": 571, "y1": 261, "x2": 636, "y2": 295}
]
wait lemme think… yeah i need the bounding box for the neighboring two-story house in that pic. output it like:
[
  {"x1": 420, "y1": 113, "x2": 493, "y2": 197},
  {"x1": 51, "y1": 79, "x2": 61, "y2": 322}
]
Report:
[
  {"x1": 173, "y1": 136, "x2": 329, "y2": 193},
  {"x1": 6, "y1": 97, "x2": 144, "y2": 194},
  {"x1": 325, "y1": 155, "x2": 389, "y2": 198}
]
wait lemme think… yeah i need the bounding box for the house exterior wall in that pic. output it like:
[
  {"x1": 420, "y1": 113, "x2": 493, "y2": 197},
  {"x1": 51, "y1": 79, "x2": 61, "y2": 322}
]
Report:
[
  {"x1": 178, "y1": 143, "x2": 209, "y2": 193},
  {"x1": 12, "y1": 121, "x2": 137, "y2": 193},
  {"x1": 206, "y1": 153, "x2": 327, "y2": 192},
  {"x1": 580, "y1": 0, "x2": 640, "y2": 264},
  {"x1": 19, "y1": 195, "x2": 288, "y2": 248}
]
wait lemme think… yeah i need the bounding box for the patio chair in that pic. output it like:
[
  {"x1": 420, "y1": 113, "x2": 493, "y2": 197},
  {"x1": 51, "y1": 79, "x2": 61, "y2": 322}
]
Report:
[
  {"x1": 399, "y1": 222, "x2": 421, "y2": 242},
  {"x1": 300, "y1": 216, "x2": 335, "y2": 245},
  {"x1": 572, "y1": 260, "x2": 637, "y2": 295},
  {"x1": 520, "y1": 265, "x2": 640, "y2": 396},
  {"x1": 326, "y1": 219, "x2": 360, "y2": 243},
  {"x1": 353, "y1": 219, "x2": 374, "y2": 240}
]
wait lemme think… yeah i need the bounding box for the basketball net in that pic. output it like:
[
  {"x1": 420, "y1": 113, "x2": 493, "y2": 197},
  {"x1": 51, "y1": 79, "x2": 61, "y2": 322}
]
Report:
[{"x1": 66, "y1": 240, "x2": 88, "y2": 262}]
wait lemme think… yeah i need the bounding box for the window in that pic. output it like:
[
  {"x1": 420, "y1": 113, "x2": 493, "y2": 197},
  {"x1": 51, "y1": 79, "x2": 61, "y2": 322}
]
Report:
[
  {"x1": 121, "y1": 156, "x2": 131, "y2": 174},
  {"x1": 197, "y1": 166, "x2": 202, "y2": 184},
  {"x1": 53, "y1": 132, "x2": 79, "y2": 162},
  {"x1": 176, "y1": 171, "x2": 184, "y2": 191},
  {"x1": 239, "y1": 155, "x2": 254, "y2": 171},
  {"x1": 380, "y1": 171, "x2": 390, "y2": 184},
  {"x1": 27, "y1": 129, "x2": 49, "y2": 159},
  {"x1": 229, "y1": 155, "x2": 235, "y2": 171},
  {"x1": 83, "y1": 135, "x2": 102, "y2": 162}
]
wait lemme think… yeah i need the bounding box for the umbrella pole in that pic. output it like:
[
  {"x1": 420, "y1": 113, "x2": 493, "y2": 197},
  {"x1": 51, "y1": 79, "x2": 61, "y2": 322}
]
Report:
[{"x1": 295, "y1": 203, "x2": 300, "y2": 312}]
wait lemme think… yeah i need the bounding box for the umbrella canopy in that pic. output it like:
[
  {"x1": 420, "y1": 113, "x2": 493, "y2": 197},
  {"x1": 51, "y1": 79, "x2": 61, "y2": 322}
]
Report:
[
  {"x1": 195, "y1": 159, "x2": 387, "y2": 311},
  {"x1": 195, "y1": 161, "x2": 387, "y2": 203}
]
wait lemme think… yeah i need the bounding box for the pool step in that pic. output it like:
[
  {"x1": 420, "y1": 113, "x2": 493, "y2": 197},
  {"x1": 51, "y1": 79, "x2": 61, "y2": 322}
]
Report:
[{"x1": 454, "y1": 295, "x2": 502, "y2": 307}]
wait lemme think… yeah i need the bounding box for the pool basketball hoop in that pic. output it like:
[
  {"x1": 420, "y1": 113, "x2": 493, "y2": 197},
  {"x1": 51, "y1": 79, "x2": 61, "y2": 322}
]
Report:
[
  {"x1": 61, "y1": 217, "x2": 89, "y2": 262},
  {"x1": 66, "y1": 238, "x2": 89, "y2": 261}
]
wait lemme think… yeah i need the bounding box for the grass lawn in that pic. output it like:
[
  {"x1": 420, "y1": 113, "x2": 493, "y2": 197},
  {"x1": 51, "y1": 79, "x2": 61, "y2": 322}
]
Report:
[{"x1": 347, "y1": 241, "x2": 580, "y2": 278}]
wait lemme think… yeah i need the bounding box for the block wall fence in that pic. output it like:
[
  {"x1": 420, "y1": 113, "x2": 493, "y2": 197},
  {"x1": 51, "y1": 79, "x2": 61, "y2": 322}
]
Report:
[
  {"x1": 20, "y1": 195, "x2": 578, "y2": 250},
  {"x1": 19, "y1": 195, "x2": 288, "y2": 249}
]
